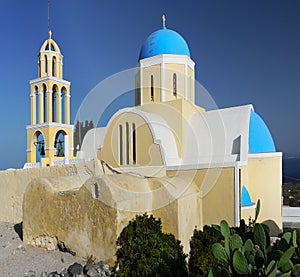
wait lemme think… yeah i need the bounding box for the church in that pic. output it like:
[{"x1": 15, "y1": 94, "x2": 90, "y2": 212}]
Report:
[{"x1": 22, "y1": 17, "x2": 282, "y2": 261}]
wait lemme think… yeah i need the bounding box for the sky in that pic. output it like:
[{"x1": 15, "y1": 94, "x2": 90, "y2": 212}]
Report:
[{"x1": 0, "y1": 0, "x2": 299, "y2": 169}]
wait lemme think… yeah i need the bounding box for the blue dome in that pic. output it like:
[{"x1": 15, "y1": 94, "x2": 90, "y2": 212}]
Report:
[
  {"x1": 241, "y1": 186, "x2": 255, "y2": 207},
  {"x1": 139, "y1": 28, "x2": 191, "y2": 60},
  {"x1": 249, "y1": 111, "x2": 276, "y2": 153}
]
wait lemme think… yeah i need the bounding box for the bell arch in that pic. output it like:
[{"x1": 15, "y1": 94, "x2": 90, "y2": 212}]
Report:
[
  {"x1": 54, "y1": 130, "x2": 67, "y2": 157},
  {"x1": 32, "y1": 130, "x2": 46, "y2": 163}
]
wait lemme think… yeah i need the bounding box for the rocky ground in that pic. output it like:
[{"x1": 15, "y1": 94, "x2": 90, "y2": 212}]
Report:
[
  {"x1": 0, "y1": 222, "x2": 115, "y2": 277},
  {"x1": 283, "y1": 182, "x2": 300, "y2": 207}
]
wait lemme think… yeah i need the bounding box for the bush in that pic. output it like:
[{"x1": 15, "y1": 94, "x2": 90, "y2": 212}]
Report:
[
  {"x1": 188, "y1": 225, "x2": 222, "y2": 276},
  {"x1": 115, "y1": 213, "x2": 188, "y2": 277}
]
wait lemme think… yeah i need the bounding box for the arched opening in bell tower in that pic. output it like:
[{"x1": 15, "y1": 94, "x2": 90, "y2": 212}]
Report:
[
  {"x1": 43, "y1": 83, "x2": 47, "y2": 122},
  {"x1": 61, "y1": 87, "x2": 66, "y2": 123},
  {"x1": 52, "y1": 56, "x2": 56, "y2": 77},
  {"x1": 52, "y1": 84, "x2": 58, "y2": 122},
  {"x1": 54, "y1": 130, "x2": 67, "y2": 157},
  {"x1": 33, "y1": 130, "x2": 45, "y2": 163}
]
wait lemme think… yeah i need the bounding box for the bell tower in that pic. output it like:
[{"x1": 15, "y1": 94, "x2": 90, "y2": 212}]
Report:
[{"x1": 26, "y1": 30, "x2": 74, "y2": 166}]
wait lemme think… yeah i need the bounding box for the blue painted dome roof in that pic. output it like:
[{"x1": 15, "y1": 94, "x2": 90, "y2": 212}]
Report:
[
  {"x1": 139, "y1": 27, "x2": 191, "y2": 60},
  {"x1": 249, "y1": 111, "x2": 276, "y2": 153},
  {"x1": 241, "y1": 186, "x2": 255, "y2": 207}
]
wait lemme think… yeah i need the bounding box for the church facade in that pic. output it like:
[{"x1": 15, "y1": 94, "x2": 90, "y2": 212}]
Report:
[
  {"x1": 79, "y1": 22, "x2": 282, "y2": 234},
  {"x1": 22, "y1": 20, "x2": 282, "y2": 261}
]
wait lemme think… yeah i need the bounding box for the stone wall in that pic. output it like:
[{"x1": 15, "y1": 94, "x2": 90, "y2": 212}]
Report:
[
  {"x1": 22, "y1": 170, "x2": 205, "y2": 263},
  {"x1": 0, "y1": 161, "x2": 100, "y2": 223}
]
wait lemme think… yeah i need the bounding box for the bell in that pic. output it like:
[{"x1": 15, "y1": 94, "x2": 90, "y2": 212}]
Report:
[{"x1": 40, "y1": 145, "x2": 45, "y2": 156}]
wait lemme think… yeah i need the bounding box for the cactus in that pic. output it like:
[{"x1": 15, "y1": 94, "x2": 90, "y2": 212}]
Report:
[
  {"x1": 208, "y1": 200, "x2": 300, "y2": 277},
  {"x1": 265, "y1": 260, "x2": 277, "y2": 277},
  {"x1": 211, "y1": 243, "x2": 228, "y2": 264},
  {"x1": 278, "y1": 247, "x2": 295, "y2": 271},
  {"x1": 233, "y1": 250, "x2": 249, "y2": 275},
  {"x1": 220, "y1": 220, "x2": 230, "y2": 256},
  {"x1": 230, "y1": 233, "x2": 243, "y2": 251},
  {"x1": 254, "y1": 223, "x2": 266, "y2": 250}
]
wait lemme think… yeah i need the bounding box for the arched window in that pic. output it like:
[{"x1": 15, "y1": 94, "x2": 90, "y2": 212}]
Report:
[
  {"x1": 119, "y1": 125, "x2": 123, "y2": 165},
  {"x1": 150, "y1": 75, "x2": 154, "y2": 101},
  {"x1": 43, "y1": 84, "x2": 47, "y2": 122},
  {"x1": 45, "y1": 55, "x2": 48, "y2": 74},
  {"x1": 132, "y1": 123, "x2": 136, "y2": 165},
  {"x1": 126, "y1": 122, "x2": 130, "y2": 165},
  {"x1": 173, "y1": 73, "x2": 177, "y2": 97},
  {"x1": 52, "y1": 56, "x2": 56, "y2": 77}
]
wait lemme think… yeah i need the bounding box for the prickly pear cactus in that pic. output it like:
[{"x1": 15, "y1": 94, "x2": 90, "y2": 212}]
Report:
[
  {"x1": 211, "y1": 243, "x2": 228, "y2": 264},
  {"x1": 233, "y1": 250, "x2": 249, "y2": 275}
]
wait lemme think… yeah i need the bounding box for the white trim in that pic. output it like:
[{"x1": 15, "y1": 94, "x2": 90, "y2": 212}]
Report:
[
  {"x1": 139, "y1": 54, "x2": 195, "y2": 69},
  {"x1": 45, "y1": 147, "x2": 56, "y2": 150},
  {"x1": 140, "y1": 67, "x2": 143, "y2": 105},
  {"x1": 184, "y1": 63, "x2": 188, "y2": 100},
  {"x1": 26, "y1": 122, "x2": 74, "y2": 130},
  {"x1": 248, "y1": 152, "x2": 282, "y2": 159},
  {"x1": 241, "y1": 204, "x2": 256, "y2": 210},
  {"x1": 166, "y1": 160, "x2": 248, "y2": 171},
  {"x1": 161, "y1": 62, "x2": 165, "y2": 102},
  {"x1": 234, "y1": 162, "x2": 240, "y2": 227},
  {"x1": 30, "y1": 76, "x2": 71, "y2": 86}
]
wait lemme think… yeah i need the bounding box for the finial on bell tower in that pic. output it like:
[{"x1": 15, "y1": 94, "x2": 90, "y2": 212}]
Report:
[
  {"x1": 48, "y1": 0, "x2": 51, "y2": 37},
  {"x1": 162, "y1": 14, "x2": 166, "y2": 28}
]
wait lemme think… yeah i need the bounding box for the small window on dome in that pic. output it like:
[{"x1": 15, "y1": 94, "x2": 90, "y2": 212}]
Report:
[
  {"x1": 150, "y1": 75, "x2": 154, "y2": 102},
  {"x1": 173, "y1": 73, "x2": 177, "y2": 97}
]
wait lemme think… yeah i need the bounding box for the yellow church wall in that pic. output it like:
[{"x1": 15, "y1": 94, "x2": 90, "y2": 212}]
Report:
[
  {"x1": 247, "y1": 155, "x2": 282, "y2": 234},
  {"x1": 192, "y1": 167, "x2": 235, "y2": 227},
  {"x1": 188, "y1": 66, "x2": 195, "y2": 103},
  {"x1": 164, "y1": 63, "x2": 185, "y2": 101},
  {"x1": 27, "y1": 125, "x2": 74, "y2": 164},
  {"x1": 98, "y1": 112, "x2": 164, "y2": 168},
  {"x1": 141, "y1": 64, "x2": 161, "y2": 104}
]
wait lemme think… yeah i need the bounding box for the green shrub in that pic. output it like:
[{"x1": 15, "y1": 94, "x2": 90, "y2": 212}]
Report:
[
  {"x1": 188, "y1": 225, "x2": 222, "y2": 276},
  {"x1": 115, "y1": 213, "x2": 188, "y2": 277}
]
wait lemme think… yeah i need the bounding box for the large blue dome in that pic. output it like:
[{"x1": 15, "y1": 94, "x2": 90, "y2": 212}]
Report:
[
  {"x1": 139, "y1": 27, "x2": 191, "y2": 60},
  {"x1": 249, "y1": 111, "x2": 276, "y2": 153}
]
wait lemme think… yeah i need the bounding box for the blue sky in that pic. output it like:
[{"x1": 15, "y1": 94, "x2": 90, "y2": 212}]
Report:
[{"x1": 0, "y1": 0, "x2": 299, "y2": 169}]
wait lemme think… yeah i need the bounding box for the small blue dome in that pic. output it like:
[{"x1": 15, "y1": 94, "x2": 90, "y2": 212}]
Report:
[
  {"x1": 249, "y1": 111, "x2": 276, "y2": 153},
  {"x1": 139, "y1": 28, "x2": 191, "y2": 60},
  {"x1": 241, "y1": 186, "x2": 255, "y2": 207}
]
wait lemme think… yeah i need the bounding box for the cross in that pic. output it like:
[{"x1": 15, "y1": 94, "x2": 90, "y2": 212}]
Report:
[{"x1": 162, "y1": 14, "x2": 166, "y2": 28}]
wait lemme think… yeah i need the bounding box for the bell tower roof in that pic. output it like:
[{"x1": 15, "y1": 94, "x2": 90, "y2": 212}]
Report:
[{"x1": 40, "y1": 31, "x2": 61, "y2": 53}]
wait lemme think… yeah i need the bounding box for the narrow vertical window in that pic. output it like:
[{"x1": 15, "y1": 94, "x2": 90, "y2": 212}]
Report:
[
  {"x1": 52, "y1": 56, "x2": 56, "y2": 77},
  {"x1": 52, "y1": 89, "x2": 56, "y2": 122},
  {"x1": 43, "y1": 84, "x2": 47, "y2": 122},
  {"x1": 132, "y1": 123, "x2": 136, "y2": 165},
  {"x1": 119, "y1": 125, "x2": 123, "y2": 165},
  {"x1": 35, "y1": 86, "x2": 39, "y2": 123},
  {"x1": 61, "y1": 88, "x2": 66, "y2": 123},
  {"x1": 126, "y1": 122, "x2": 130, "y2": 165},
  {"x1": 45, "y1": 55, "x2": 48, "y2": 74},
  {"x1": 150, "y1": 75, "x2": 154, "y2": 101},
  {"x1": 173, "y1": 73, "x2": 177, "y2": 97}
]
